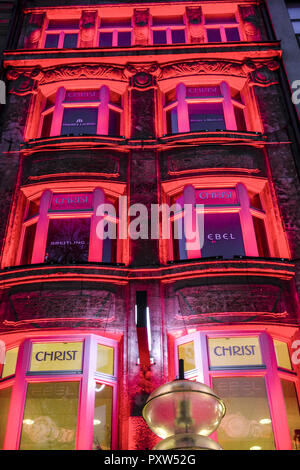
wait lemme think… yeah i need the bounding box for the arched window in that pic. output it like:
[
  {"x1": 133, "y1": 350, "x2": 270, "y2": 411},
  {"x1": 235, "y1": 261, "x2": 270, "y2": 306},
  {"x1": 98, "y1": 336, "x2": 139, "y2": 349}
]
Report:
[
  {"x1": 0, "y1": 335, "x2": 118, "y2": 450},
  {"x1": 168, "y1": 183, "x2": 269, "y2": 261},
  {"x1": 17, "y1": 188, "x2": 121, "y2": 266},
  {"x1": 164, "y1": 82, "x2": 248, "y2": 135},
  {"x1": 173, "y1": 329, "x2": 300, "y2": 450},
  {"x1": 39, "y1": 86, "x2": 123, "y2": 138}
]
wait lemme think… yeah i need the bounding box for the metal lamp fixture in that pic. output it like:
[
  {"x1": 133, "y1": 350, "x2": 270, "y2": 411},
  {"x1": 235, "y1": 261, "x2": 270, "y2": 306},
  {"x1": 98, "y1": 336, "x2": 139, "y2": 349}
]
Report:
[{"x1": 142, "y1": 362, "x2": 226, "y2": 450}]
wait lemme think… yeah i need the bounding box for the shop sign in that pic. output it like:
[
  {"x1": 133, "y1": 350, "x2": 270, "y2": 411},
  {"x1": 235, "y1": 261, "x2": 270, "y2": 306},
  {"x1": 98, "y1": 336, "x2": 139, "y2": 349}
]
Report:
[
  {"x1": 208, "y1": 336, "x2": 263, "y2": 368},
  {"x1": 30, "y1": 342, "x2": 83, "y2": 372}
]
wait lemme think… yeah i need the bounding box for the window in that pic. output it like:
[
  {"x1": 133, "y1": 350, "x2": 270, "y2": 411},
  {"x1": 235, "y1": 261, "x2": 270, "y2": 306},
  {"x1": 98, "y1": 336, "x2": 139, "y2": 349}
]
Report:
[
  {"x1": 168, "y1": 183, "x2": 268, "y2": 261},
  {"x1": 18, "y1": 189, "x2": 119, "y2": 266},
  {"x1": 0, "y1": 336, "x2": 118, "y2": 450},
  {"x1": 164, "y1": 83, "x2": 247, "y2": 135},
  {"x1": 44, "y1": 19, "x2": 80, "y2": 49},
  {"x1": 98, "y1": 17, "x2": 132, "y2": 47},
  {"x1": 174, "y1": 330, "x2": 300, "y2": 450},
  {"x1": 151, "y1": 16, "x2": 186, "y2": 44},
  {"x1": 204, "y1": 14, "x2": 241, "y2": 42},
  {"x1": 287, "y1": 2, "x2": 300, "y2": 44},
  {"x1": 39, "y1": 87, "x2": 123, "y2": 138}
]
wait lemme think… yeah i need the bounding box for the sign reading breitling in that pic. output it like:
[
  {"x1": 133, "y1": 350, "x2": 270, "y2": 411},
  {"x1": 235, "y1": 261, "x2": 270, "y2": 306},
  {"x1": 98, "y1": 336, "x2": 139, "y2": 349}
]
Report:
[
  {"x1": 29, "y1": 342, "x2": 83, "y2": 372},
  {"x1": 208, "y1": 336, "x2": 263, "y2": 369}
]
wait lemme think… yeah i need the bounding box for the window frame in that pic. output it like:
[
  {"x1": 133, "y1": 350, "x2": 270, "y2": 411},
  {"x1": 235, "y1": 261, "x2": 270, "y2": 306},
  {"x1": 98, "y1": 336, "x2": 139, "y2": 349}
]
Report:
[
  {"x1": 168, "y1": 182, "x2": 267, "y2": 261},
  {"x1": 38, "y1": 85, "x2": 123, "y2": 138},
  {"x1": 150, "y1": 15, "x2": 187, "y2": 45},
  {"x1": 98, "y1": 17, "x2": 133, "y2": 47},
  {"x1": 163, "y1": 82, "x2": 248, "y2": 135},
  {"x1": 1, "y1": 334, "x2": 119, "y2": 450},
  {"x1": 204, "y1": 13, "x2": 242, "y2": 43},
  {"x1": 43, "y1": 19, "x2": 80, "y2": 49},
  {"x1": 17, "y1": 188, "x2": 120, "y2": 266},
  {"x1": 173, "y1": 329, "x2": 299, "y2": 450}
]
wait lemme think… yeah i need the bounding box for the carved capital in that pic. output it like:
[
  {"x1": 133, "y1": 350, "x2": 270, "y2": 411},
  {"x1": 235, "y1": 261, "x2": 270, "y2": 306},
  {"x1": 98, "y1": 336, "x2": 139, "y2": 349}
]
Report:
[
  {"x1": 250, "y1": 60, "x2": 280, "y2": 87},
  {"x1": 125, "y1": 63, "x2": 160, "y2": 89},
  {"x1": 6, "y1": 67, "x2": 41, "y2": 95},
  {"x1": 24, "y1": 13, "x2": 45, "y2": 49},
  {"x1": 79, "y1": 10, "x2": 97, "y2": 47},
  {"x1": 238, "y1": 5, "x2": 262, "y2": 42},
  {"x1": 133, "y1": 8, "x2": 150, "y2": 46},
  {"x1": 186, "y1": 6, "x2": 205, "y2": 44}
]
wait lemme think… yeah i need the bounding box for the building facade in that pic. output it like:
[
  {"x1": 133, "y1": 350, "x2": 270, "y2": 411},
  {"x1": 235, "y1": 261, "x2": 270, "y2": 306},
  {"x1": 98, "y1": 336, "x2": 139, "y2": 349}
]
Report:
[{"x1": 0, "y1": 0, "x2": 300, "y2": 451}]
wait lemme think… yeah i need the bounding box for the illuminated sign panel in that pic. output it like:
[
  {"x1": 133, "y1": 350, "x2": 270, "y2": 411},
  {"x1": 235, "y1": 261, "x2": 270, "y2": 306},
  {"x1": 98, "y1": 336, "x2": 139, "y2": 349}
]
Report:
[
  {"x1": 50, "y1": 193, "x2": 93, "y2": 212},
  {"x1": 196, "y1": 188, "x2": 237, "y2": 205},
  {"x1": 30, "y1": 342, "x2": 83, "y2": 372},
  {"x1": 208, "y1": 337, "x2": 263, "y2": 368},
  {"x1": 186, "y1": 86, "x2": 221, "y2": 98}
]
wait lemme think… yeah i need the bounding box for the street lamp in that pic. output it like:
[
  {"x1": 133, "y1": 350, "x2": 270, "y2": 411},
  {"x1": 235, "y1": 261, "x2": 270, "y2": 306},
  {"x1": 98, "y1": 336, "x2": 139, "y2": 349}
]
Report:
[{"x1": 142, "y1": 362, "x2": 225, "y2": 450}]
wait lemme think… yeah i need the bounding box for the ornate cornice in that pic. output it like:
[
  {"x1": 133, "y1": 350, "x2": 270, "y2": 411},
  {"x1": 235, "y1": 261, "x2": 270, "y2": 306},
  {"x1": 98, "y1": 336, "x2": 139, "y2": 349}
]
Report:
[{"x1": 6, "y1": 58, "x2": 281, "y2": 95}]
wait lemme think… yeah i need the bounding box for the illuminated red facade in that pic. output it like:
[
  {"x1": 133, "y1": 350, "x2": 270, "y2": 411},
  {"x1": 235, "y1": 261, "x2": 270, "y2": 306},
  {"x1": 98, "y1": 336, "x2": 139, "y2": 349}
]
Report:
[{"x1": 0, "y1": 0, "x2": 299, "y2": 451}]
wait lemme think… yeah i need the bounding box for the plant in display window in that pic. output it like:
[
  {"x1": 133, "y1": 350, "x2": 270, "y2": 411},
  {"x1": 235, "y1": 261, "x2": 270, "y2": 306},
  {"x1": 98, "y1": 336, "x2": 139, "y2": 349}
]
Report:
[
  {"x1": 39, "y1": 87, "x2": 123, "y2": 138},
  {"x1": 17, "y1": 189, "x2": 119, "y2": 266}
]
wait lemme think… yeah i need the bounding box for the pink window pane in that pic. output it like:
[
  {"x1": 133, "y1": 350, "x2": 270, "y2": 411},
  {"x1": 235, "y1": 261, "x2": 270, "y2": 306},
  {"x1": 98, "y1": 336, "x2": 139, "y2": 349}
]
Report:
[
  {"x1": 207, "y1": 28, "x2": 222, "y2": 42},
  {"x1": 118, "y1": 31, "x2": 131, "y2": 46},
  {"x1": 188, "y1": 102, "x2": 225, "y2": 132},
  {"x1": 45, "y1": 218, "x2": 90, "y2": 264},
  {"x1": 61, "y1": 108, "x2": 98, "y2": 136},
  {"x1": 225, "y1": 27, "x2": 240, "y2": 41},
  {"x1": 153, "y1": 30, "x2": 167, "y2": 44},
  {"x1": 99, "y1": 32, "x2": 113, "y2": 47},
  {"x1": 171, "y1": 29, "x2": 186, "y2": 44}
]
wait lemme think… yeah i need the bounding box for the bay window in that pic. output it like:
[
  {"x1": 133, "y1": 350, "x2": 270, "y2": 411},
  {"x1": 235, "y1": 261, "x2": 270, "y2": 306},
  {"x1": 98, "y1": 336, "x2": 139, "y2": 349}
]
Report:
[
  {"x1": 164, "y1": 82, "x2": 247, "y2": 135},
  {"x1": 151, "y1": 15, "x2": 186, "y2": 45},
  {"x1": 39, "y1": 86, "x2": 123, "y2": 138},
  {"x1": 169, "y1": 183, "x2": 269, "y2": 261},
  {"x1": 204, "y1": 13, "x2": 241, "y2": 42},
  {"x1": 17, "y1": 188, "x2": 120, "y2": 266},
  {"x1": 174, "y1": 330, "x2": 300, "y2": 450},
  {"x1": 98, "y1": 17, "x2": 132, "y2": 47},
  {"x1": 44, "y1": 19, "x2": 80, "y2": 49},
  {"x1": 0, "y1": 335, "x2": 118, "y2": 450}
]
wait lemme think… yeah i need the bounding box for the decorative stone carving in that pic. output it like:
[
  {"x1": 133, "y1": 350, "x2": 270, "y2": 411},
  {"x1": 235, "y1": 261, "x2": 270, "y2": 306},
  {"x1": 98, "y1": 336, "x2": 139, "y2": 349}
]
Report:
[
  {"x1": 6, "y1": 68, "x2": 41, "y2": 95},
  {"x1": 238, "y1": 5, "x2": 262, "y2": 42},
  {"x1": 126, "y1": 63, "x2": 160, "y2": 89},
  {"x1": 133, "y1": 8, "x2": 150, "y2": 46},
  {"x1": 24, "y1": 13, "x2": 45, "y2": 49},
  {"x1": 250, "y1": 60, "x2": 280, "y2": 87},
  {"x1": 79, "y1": 10, "x2": 97, "y2": 47},
  {"x1": 186, "y1": 6, "x2": 205, "y2": 44}
]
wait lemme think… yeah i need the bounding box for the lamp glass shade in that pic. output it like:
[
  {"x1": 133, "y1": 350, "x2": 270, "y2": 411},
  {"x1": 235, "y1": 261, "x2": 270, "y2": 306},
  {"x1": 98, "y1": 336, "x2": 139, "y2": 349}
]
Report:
[{"x1": 143, "y1": 380, "x2": 225, "y2": 439}]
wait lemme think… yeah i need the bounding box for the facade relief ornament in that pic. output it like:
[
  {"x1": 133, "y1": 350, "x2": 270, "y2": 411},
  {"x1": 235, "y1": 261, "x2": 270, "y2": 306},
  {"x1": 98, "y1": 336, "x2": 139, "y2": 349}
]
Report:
[
  {"x1": 238, "y1": 5, "x2": 263, "y2": 42},
  {"x1": 186, "y1": 6, "x2": 205, "y2": 44},
  {"x1": 24, "y1": 13, "x2": 45, "y2": 49},
  {"x1": 125, "y1": 63, "x2": 160, "y2": 89},
  {"x1": 79, "y1": 10, "x2": 97, "y2": 48},
  {"x1": 250, "y1": 60, "x2": 280, "y2": 87},
  {"x1": 6, "y1": 68, "x2": 41, "y2": 95},
  {"x1": 133, "y1": 8, "x2": 150, "y2": 46}
]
